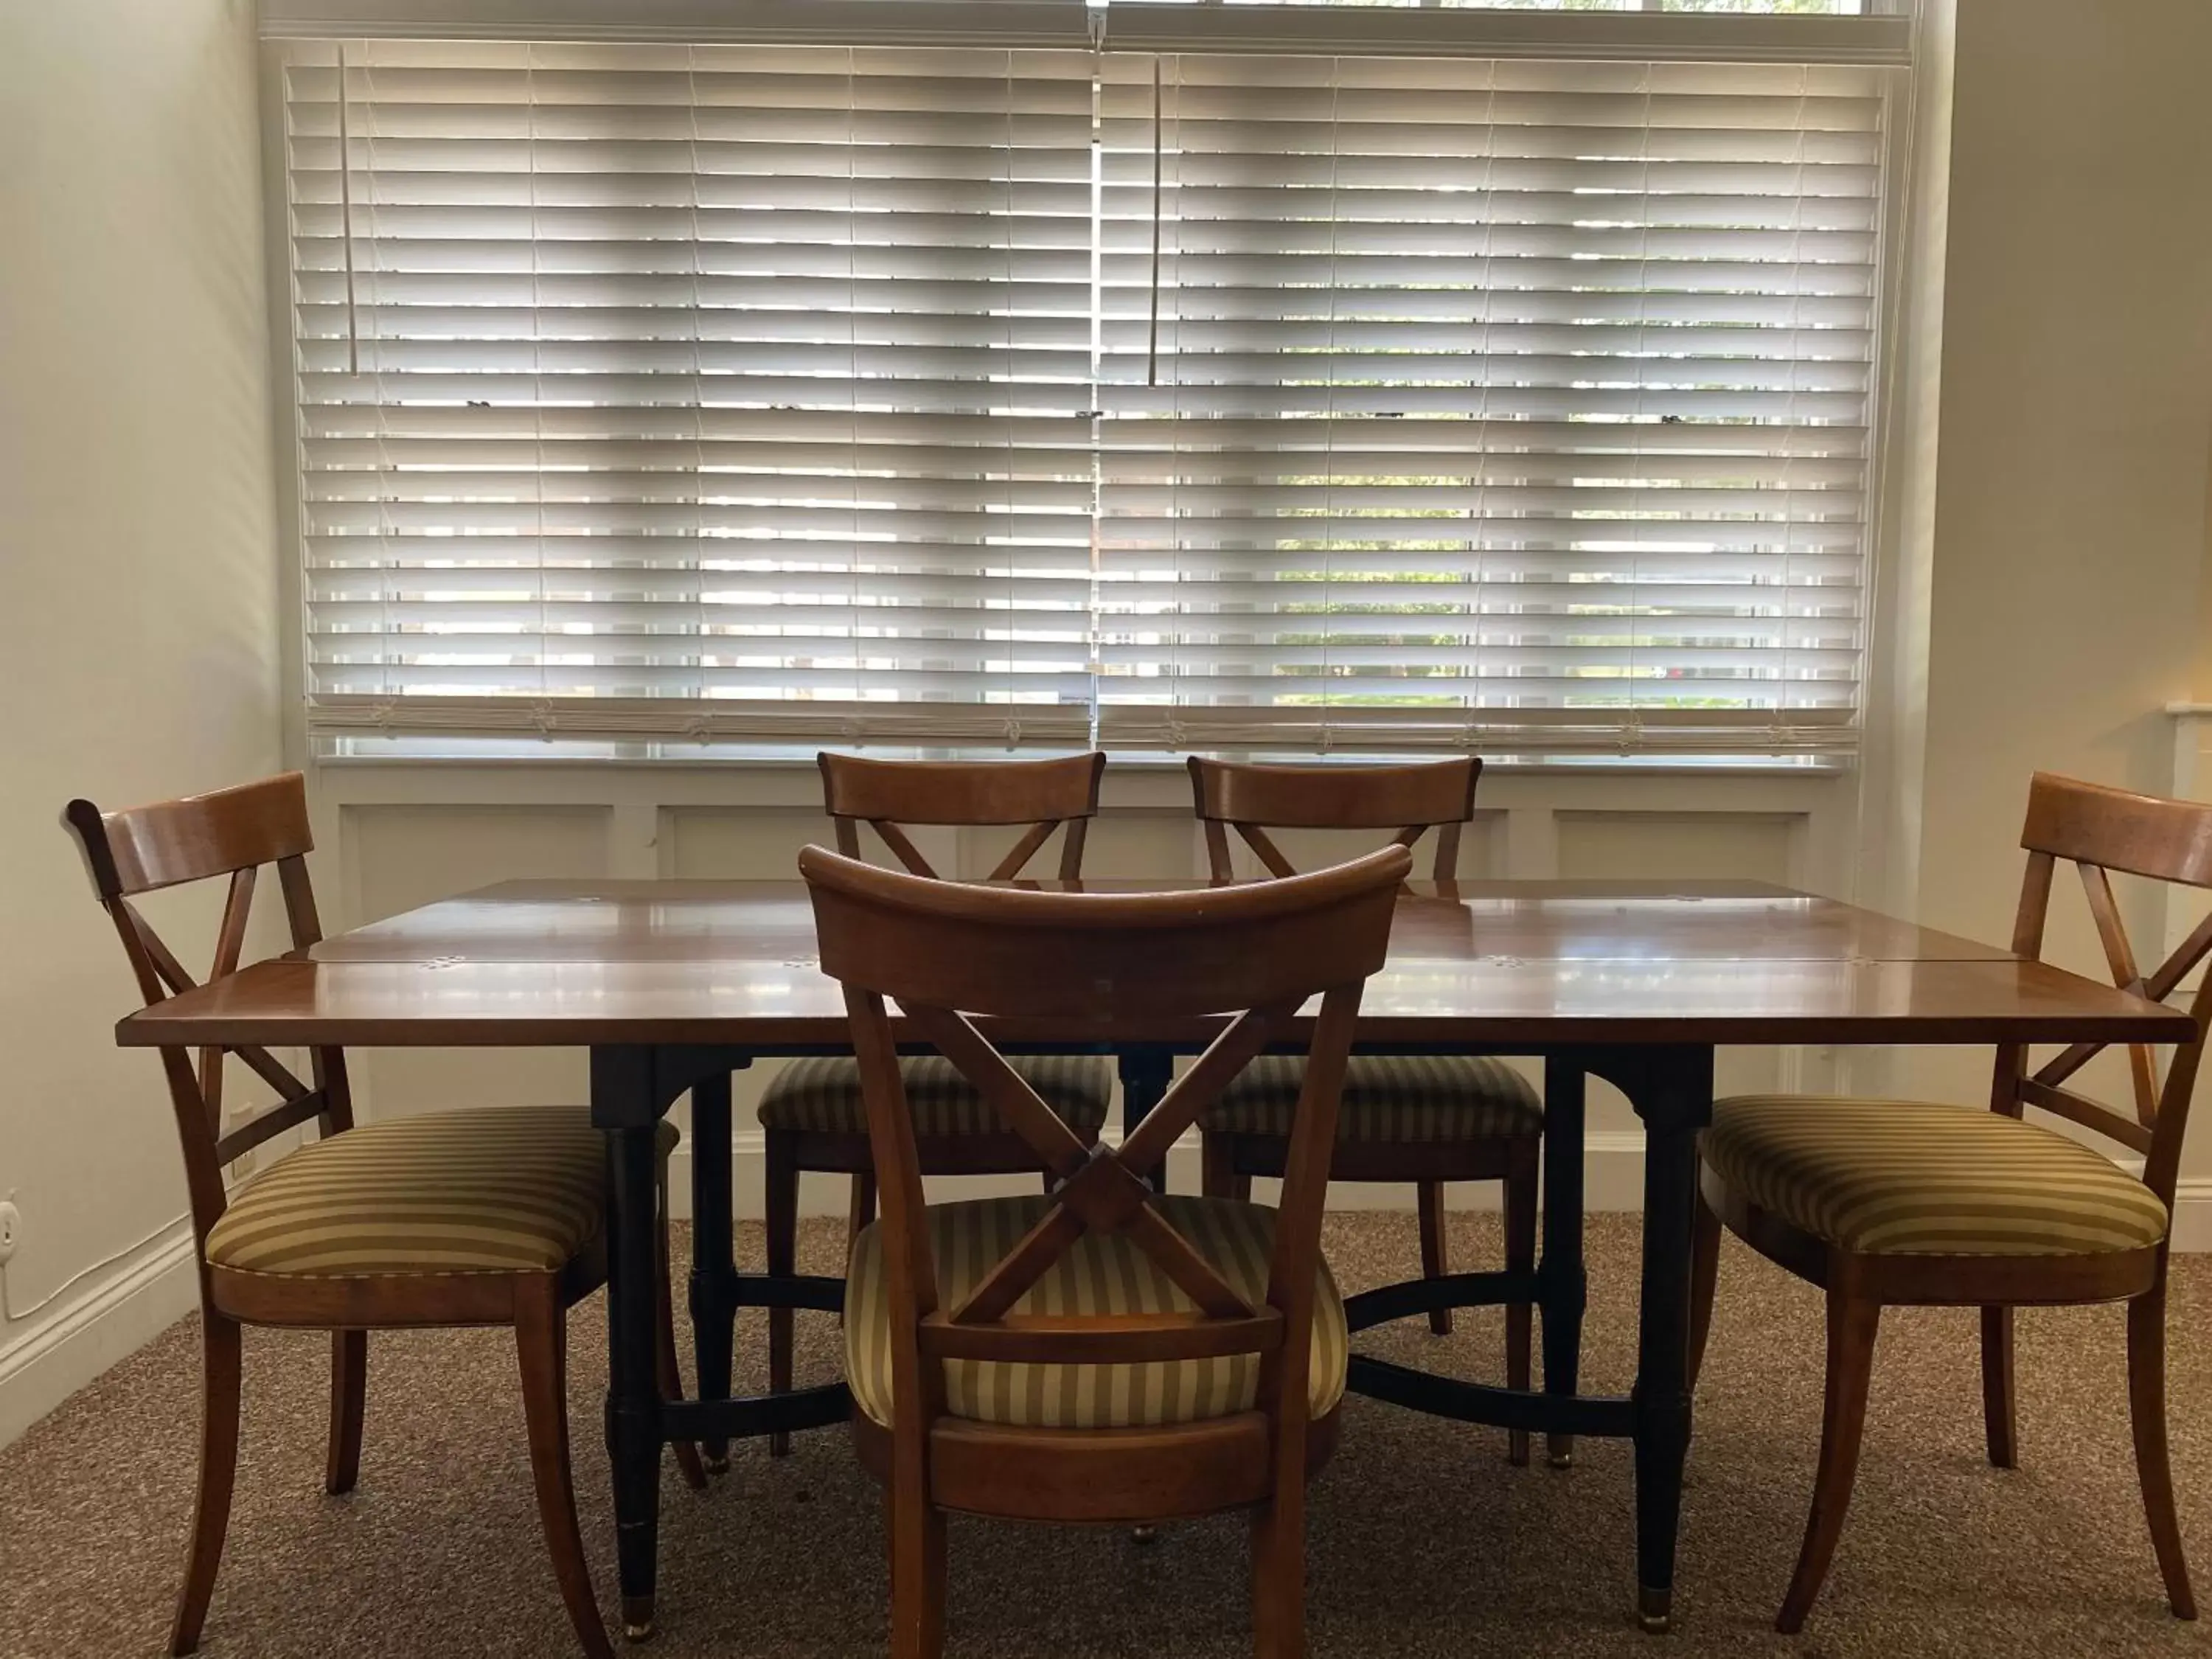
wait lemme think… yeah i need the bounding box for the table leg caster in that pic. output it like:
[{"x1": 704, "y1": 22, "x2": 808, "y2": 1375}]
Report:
[
  {"x1": 622, "y1": 1597, "x2": 657, "y2": 1643},
  {"x1": 1635, "y1": 1585, "x2": 1673, "y2": 1635}
]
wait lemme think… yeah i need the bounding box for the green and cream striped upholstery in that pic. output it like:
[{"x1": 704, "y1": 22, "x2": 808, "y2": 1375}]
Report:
[
  {"x1": 759, "y1": 1053, "x2": 1113, "y2": 1140},
  {"x1": 1202, "y1": 1054, "x2": 1540, "y2": 1144},
  {"x1": 846, "y1": 1193, "x2": 1348, "y2": 1430},
  {"x1": 204, "y1": 1106, "x2": 665, "y2": 1278},
  {"x1": 1703, "y1": 1095, "x2": 2170, "y2": 1258}
]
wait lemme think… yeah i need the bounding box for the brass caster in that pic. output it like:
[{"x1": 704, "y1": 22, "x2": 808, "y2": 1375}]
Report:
[
  {"x1": 622, "y1": 1597, "x2": 657, "y2": 1643},
  {"x1": 1635, "y1": 1585, "x2": 1673, "y2": 1635},
  {"x1": 703, "y1": 1452, "x2": 731, "y2": 1477},
  {"x1": 1130, "y1": 1524, "x2": 1159, "y2": 1545}
]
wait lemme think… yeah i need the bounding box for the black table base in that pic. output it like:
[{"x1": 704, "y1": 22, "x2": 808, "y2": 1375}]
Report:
[{"x1": 592, "y1": 1039, "x2": 1711, "y2": 1641}]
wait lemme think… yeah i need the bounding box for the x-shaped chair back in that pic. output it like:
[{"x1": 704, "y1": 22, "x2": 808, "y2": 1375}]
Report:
[
  {"x1": 818, "y1": 751, "x2": 1107, "y2": 882},
  {"x1": 1188, "y1": 756, "x2": 1481, "y2": 884},
  {"x1": 803, "y1": 843, "x2": 1408, "y2": 1430},
  {"x1": 64, "y1": 773, "x2": 352, "y2": 1255},
  {"x1": 2004, "y1": 771, "x2": 2212, "y2": 1206}
]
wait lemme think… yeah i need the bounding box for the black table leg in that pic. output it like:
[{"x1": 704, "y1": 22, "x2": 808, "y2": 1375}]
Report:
[
  {"x1": 597, "y1": 1048, "x2": 667, "y2": 1643},
  {"x1": 686, "y1": 1071, "x2": 736, "y2": 1475},
  {"x1": 1539, "y1": 1056, "x2": 1589, "y2": 1470},
  {"x1": 1117, "y1": 1048, "x2": 1175, "y2": 1192},
  {"x1": 1619, "y1": 1045, "x2": 1714, "y2": 1635}
]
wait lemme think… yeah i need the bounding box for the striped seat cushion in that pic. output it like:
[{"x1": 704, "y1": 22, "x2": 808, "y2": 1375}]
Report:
[
  {"x1": 846, "y1": 1193, "x2": 1348, "y2": 1430},
  {"x1": 758, "y1": 1053, "x2": 1113, "y2": 1139},
  {"x1": 1704, "y1": 1095, "x2": 2170, "y2": 1257},
  {"x1": 204, "y1": 1105, "x2": 665, "y2": 1278},
  {"x1": 1201, "y1": 1054, "x2": 1541, "y2": 1144}
]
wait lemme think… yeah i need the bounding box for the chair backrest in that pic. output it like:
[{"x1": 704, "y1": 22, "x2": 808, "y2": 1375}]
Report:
[
  {"x1": 817, "y1": 751, "x2": 1108, "y2": 881},
  {"x1": 63, "y1": 773, "x2": 352, "y2": 1255},
  {"x1": 1187, "y1": 756, "x2": 1481, "y2": 883},
  {"x1": 2003, "y1": 772, "x2": 2212, "y2": 1207},
  {"x1": 803, "y1": 842, "x2": 1408, "y2": 1444}
]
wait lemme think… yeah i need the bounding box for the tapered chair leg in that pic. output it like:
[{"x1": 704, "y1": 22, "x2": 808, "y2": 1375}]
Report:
[
  {"x1": 1416, "y1": 1179, "x2": 1454, "y2": 1337},
  {"x1": 324, "y1": 1328, "x2": 366, "y2": 1496},
  {"x1": 849, "y1": 1170, "x2": 878, "y2": 1244},
  {"x1": 886, "y1": 1486, "x2": 947, "y2": 1659},
  {"x1": 1503, "y1": 1158, "x2": 1537, "y2": 1467},
  {"x1": 1980, "y1": 1304, "x2": 2017, "y2": 1470},
  {"x1": 1251, "y1": 1485, "x2": 1309, "y2": 1659},
  {"x1": 765, "y1": 1133, "x2": 801, "y2": 1458},
  {"x1": 1777, "y1": 1290, "x2": 1881, "y2": 1635},
  {"x1": 1688, "y1": 1195, "x2": 1722, "y2": 1393},
  {"x1": 169, "y1": 1312, "x2": 243, "y2": 1658},
  {"x1": 515, "y1": 1279, "x2": 616, "y2": 1659},
  {"x1": 656, "y1": 1220, "x2": 709, "y2": 1492},
  {"x1": 2127, "y1": 1285, "x2": 2197, "y2": 1619},
  {"x1": 1200, "y1": 1133, "x2": 1235, "y2": 1201}
]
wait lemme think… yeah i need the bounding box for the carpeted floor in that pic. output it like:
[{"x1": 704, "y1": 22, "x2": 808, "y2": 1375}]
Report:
[{"x1": 4, "y1": 1211, "x2": 2210, "y2": 1658}]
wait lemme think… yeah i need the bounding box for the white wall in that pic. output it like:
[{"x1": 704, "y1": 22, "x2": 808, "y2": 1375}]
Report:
[
  {"x1": 0, "y1": 0, "x2": 281, "y2": 1444},
  {"x1": 1887, "y1": 0, "x2": 2212, "y2": 1175}
]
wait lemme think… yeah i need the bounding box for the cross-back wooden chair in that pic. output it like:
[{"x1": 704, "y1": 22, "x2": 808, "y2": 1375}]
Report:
[
  {"x1": 804, "y1": 841, "x2": 1408, "y2": 1659},
  {"x1": 64, "y1": 773, "x2": 700, "y2": 1659},
  {"x1": 1688, "y1": 771, "x2": 2211, "y2": 1632},
  {"x1": 1187, "y1": 755, "x2": 1546, "y2": 1463},
  {"x1": 751, "y1": 751, "x2": 1115, "y2": 1458}
]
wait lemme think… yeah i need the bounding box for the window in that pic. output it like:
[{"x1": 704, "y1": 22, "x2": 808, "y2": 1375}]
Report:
[{"x1": 274, "y1": 0, "x2": 1905, "y2": 757}]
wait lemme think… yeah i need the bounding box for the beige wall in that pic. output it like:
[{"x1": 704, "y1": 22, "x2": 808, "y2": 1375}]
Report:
[
  {"x1": 0, "y1": 0, "x2": 280, "y2": 1441},
  {"x1": 1886, "y1": 0, "x2": 2212, "y2": 1147}
]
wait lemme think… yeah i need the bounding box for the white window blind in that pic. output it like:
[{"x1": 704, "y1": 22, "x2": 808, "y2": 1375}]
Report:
[
  {"x1": 1093, "y1": 52, "x2": 1880, "y2": 754},
  {"x1": 289, "y1": 41, "x2": 1100, "y2": 748},
  {"x1": 281, "y1": 21, "x2": 1893, "y2": 757}
]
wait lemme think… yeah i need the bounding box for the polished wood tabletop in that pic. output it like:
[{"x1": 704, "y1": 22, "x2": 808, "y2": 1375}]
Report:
[{"x1": 116, "y1": 877, "x2": 2191, "y2": 1051}]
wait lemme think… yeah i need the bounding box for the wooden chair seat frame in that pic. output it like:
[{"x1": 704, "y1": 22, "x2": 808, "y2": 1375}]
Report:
[
  {"x1": 1187, "y1": 755, "x2": 1543, "y2": 1463},
  {"x1": 66, "y1": 775, "x2": 702, "y2": 1659},
  {"x1": 751, "y1": 751, "x2": 1110, "y2": 1463},
  {"x1": 1688, "y1": 771, "x2": 2211, "y2": 1633},
  {"x1": 804, "y1": 841, "x2": 1409, "y2": 1659}
]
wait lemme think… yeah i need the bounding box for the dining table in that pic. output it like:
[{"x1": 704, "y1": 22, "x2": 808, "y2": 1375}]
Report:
[{"x1": 113, "y1": 874, "x2": 2193, "y2": 1639}]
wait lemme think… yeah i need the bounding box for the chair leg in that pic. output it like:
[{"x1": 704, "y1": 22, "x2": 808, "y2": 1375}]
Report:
[
  {"x1": 1416, "y1": 1180, "x2": 1453, "y2": 1337},
  {"x1": 324, "y1": 1329, "x2": 366, "y2": 1496},
  {"x1": 1201, "y1": 1133, "x2": 1234, "y2": 1200},
  {"x1": 168, "y1": 1311, "x2": 243, "y2": 1658},
  {"x1": 2128, "y1": 1284, "x2": 2197, "y2": 1619},
  {"x1": 885, "y1": 1486, "x2": 947, "y2": 1659},
  {"x1": 515, "y1": 1279, "x2": 616, "y2": 1659},
  {"x1": 1688, "y1": 1194, "x2": 1722, "y2": 1393},
  {"x1": 1503, "y1": 1159, "x2": 1537, "y2": 1467},
  {"x1": 657, "y1": 1211, "x2": 709, "y2": 1492},
  {"x1": 1776, "y1": 1290, "x2": 1881, "y2": 1635},
  {"x1": 849, "y1": 1171, "x2": 878, "y2": 1242},
  {"x1": 1251, "y1": 1484, "x2": 1308, "y2": 1659},
  {"x1": 1979, "y1": 1304, "x2": 2017, "y2": 1470},
  {"x1": 766, "y1": 1133, "x2": 801, "y2": 1458}
]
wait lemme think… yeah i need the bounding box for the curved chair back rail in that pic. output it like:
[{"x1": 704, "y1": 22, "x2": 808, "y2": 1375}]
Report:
[
  {"x1": 1186, "y1": 755, "x2": 1481, "y2": 882},
  {"x1": 64, "y1": 773, "x2": 349, "y2": 1246},
  {"x1": 2009, "y1": 771, "x2": 2212, "y2": 1206},
  {"x1": 817, "y1": 751, "x2": 1107, "y2": 881}
]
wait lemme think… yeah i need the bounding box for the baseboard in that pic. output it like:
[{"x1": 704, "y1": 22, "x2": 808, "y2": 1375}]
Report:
[
  {"x1": 2168, "y1": 1180, "x2": 2212, "y2": 1253},
  {"x1": 0, "y1": 1223, "x2": 198, "y2": 1450},
  {"x1": 665, "y1": 1130, "x2": 1654, "y2": 1221}
]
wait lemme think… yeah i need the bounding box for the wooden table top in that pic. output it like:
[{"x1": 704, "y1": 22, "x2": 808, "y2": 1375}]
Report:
[{"x1": 115, "y1": 877, "x2": 2191, "y2": 1052}]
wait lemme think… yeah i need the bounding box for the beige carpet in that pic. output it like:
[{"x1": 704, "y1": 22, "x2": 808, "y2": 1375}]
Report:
[{"x1": 4, "y1": 1211, "x2": 2211, "y2": 1659}]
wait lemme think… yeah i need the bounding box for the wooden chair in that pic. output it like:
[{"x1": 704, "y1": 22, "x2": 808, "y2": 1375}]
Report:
[
  {"x1": 752, "y1": 752, "x2": 1116, "y2": 1457},
  {"x1": 1688, "y1": 771, "x2": 2210, "y2": 1632},
  {"x1": 63, "y1": 773, "x2": 703, "y2": 1659},
  {"x1": 1188, "y1": 756, "x2": 1544, "y2": 1462},
  {"x1": 803, "y1": 841, "x2": 1409, "y2": 1659}
]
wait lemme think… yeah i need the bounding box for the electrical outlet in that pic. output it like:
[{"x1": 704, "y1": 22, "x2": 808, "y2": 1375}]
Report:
[{"x1": 0, "y1": 1200, "x2": 20, "y2": 1266}]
